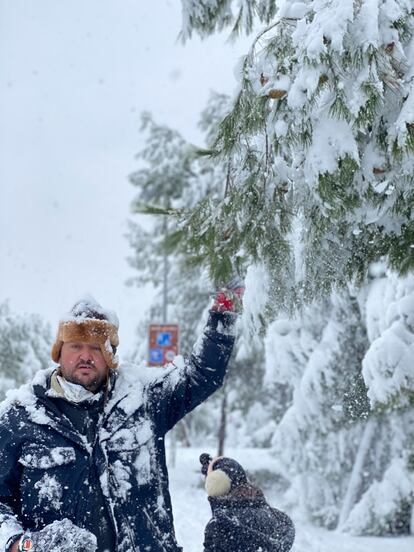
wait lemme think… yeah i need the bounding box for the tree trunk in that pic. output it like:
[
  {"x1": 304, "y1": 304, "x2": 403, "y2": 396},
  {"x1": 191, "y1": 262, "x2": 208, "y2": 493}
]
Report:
[
  {"x1": 168, "y1": 427, "x2": 177, "y2": 468},
  {"x1": 217, "y1": 390, "x2": 227, "y2": 457},
  {"x1": 179, "y1": 418, "x2": 191, "y2": 448},
  {"x1": 338, "y1": 417, "x2": 378, "y2": 530}
]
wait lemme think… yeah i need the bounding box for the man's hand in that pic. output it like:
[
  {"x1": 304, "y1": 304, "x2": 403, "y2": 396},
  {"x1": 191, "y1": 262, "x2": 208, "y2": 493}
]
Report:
[
  {"x1": 211, "y1": 276, "x2": 245, "y2": 313},
  {"x1": 13, "y1": 519, "x2": 97, "y2": 552}
]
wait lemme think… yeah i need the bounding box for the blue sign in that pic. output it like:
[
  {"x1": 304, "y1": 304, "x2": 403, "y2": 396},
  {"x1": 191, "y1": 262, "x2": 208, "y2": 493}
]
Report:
[
  {"x1": 156, "y1": 331, "x2": 172, "y2": 347},
  {"x1": 149, "y1": 348, "x2": 163, "y2": 364}
]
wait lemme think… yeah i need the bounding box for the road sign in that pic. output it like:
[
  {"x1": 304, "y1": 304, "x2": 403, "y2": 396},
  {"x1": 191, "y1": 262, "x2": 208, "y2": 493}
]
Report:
[
  {"x1": 148, "y1": 324, "x2": 179, "y2": 366},
  {"x1": 149, "y1": 348, "x2": 163, "y2": 364}
]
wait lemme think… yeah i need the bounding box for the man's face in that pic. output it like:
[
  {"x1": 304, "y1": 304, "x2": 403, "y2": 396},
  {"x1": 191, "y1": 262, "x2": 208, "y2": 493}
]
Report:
[{"x1": 59, "y1": 342, "x2": 108, "y2": 392}]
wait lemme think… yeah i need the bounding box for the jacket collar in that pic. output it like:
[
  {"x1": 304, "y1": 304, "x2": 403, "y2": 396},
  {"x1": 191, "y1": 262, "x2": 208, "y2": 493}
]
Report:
[
  {"x1": 2, "y1": 366, "x2": 148, "y2": 449},
  {"x1": 47, "y1": 371, "x2": 104, "y2": 403}
]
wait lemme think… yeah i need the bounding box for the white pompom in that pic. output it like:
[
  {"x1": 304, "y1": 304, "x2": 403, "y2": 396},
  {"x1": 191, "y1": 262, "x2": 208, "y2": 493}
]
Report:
[{"x1": 205, "y1": 470, "x2": 232, "y2": 497}]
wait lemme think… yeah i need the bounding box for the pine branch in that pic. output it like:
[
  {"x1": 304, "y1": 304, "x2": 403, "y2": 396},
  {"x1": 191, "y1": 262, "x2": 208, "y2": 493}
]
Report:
[{"x1": 131, "y1": 202, "x2": 182, "y2": 217}]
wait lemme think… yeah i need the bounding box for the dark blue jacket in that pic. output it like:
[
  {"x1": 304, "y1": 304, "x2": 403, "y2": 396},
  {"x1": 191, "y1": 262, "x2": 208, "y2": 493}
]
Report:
[
  {"x1": 204, "y1": 488, "x2": 295, "y2": 552},
  {"x1": 0, "y1": 312, "x2": 234, "y2": 552}
]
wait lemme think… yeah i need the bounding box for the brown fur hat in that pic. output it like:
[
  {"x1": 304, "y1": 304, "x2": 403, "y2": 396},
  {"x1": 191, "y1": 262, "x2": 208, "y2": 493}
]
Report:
[{"x1": 51, "y1": 297, "x2": 119, "y2": 369}]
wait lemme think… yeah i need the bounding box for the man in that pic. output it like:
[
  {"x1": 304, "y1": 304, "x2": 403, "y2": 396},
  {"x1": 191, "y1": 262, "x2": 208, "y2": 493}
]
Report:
[{"x1": 0, "y1": 291, "x2": 239, "y2": 552}]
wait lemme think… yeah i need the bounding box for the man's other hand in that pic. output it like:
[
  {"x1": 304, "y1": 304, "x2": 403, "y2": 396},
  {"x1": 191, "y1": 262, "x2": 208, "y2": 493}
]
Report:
[{"x1": 13, "y1": 519, "x2": 97, "y2": 551}]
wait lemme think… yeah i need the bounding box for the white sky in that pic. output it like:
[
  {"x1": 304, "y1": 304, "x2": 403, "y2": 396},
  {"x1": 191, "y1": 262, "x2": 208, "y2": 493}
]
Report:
[{"x1": 0, "y1": 0, "x2": 249, "y2": 356}]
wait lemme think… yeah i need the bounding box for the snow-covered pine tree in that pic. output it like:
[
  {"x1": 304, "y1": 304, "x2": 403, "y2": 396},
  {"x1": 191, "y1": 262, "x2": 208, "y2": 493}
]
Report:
[
  {"x1": 341, "y1": 265, "x2": 414, "y2": 535},
  {"x1": 176, "y1": 0, "x2": 414, "y2": 320},
  {"x1": 0, "y1": 302, "x2": 51, "y2": 398},
  {"x1": 225, "y1": 331, "x2": 290, "y2": 449},
  {"x1": 128, "y1": 96, "x2": 282, "y2": 451},
  {"x1": 177, "y1": 1, "x2": 414, "y2": 533},
  {"x1": 180, "y1": 0, "x2": 277, "y2": 40},
  {"x1": 267, "y1": 289, "x2": 372, "y2": 528},
  {"x1": 266, "y1": 267, "x2": 414, "y2": 535}
]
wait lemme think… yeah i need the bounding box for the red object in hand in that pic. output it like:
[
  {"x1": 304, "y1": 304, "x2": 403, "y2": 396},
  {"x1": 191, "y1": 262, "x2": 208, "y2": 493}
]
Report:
[
  {"x1": 214, "y1": 292, "x2": 235, "y2": 312},
  {"x1": 212, "y1": 284, "x2": 245, "y2": 313}
]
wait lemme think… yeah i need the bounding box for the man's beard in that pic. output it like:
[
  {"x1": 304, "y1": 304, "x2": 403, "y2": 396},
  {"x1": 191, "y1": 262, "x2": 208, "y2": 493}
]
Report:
[{"x1": 65, "y1": 361, "x2": 107, "y2": 393}]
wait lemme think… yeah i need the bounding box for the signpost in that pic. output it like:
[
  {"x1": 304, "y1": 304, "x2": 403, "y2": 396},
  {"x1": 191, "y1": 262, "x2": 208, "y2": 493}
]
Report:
[{"x1": 148, "y1": 324, "x2": 179, "y2": 366}]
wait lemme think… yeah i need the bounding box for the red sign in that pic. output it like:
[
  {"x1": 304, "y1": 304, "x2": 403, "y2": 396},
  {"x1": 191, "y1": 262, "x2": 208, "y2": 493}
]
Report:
[{"x1": 148, "y1": 324, "x2": 179, "y2": 366}]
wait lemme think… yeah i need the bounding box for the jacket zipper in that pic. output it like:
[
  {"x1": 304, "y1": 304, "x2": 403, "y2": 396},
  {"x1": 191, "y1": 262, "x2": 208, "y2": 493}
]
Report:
[
  {"x1": 91, "y1": 431, "x2": 122, "y2": 552},
  {"x1": 142, "y1": 508, "x2": 168, "y2": 552},
  {"x1": 106, "y1": 467, "x2": 139, "y2": 552},
  {"x1": 124, "y1": 518, "x2": 139, "y2": 552}
]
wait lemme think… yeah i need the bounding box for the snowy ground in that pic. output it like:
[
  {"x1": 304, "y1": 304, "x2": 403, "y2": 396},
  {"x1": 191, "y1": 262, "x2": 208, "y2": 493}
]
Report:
[{"x1": 168, "y1": 446, "x2": 414, "y2": 552}]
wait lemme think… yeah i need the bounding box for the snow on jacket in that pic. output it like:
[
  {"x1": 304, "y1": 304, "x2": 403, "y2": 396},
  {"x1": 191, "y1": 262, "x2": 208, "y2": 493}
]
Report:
[
  {"x1": 0, "y1": 312, "x2": 235, "y2": 552},
  {"x1": 203, "y1": 487, "x2": 295, "y2": 552}
]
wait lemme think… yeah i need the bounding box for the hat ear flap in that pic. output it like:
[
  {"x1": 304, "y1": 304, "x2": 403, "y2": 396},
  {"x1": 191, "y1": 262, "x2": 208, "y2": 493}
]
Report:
[
  {"x1": 51, "y1": 340, "x2": 63, "y2": 364},
  {"x1": 205, "y1": 469, "x2": 232, "y2": 497}
]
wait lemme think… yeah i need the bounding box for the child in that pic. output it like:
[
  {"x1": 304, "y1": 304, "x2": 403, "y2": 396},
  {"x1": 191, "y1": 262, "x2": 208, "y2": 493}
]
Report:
[{"x1": 200, "y1": 454, "x2": 295, "y2": 552}]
